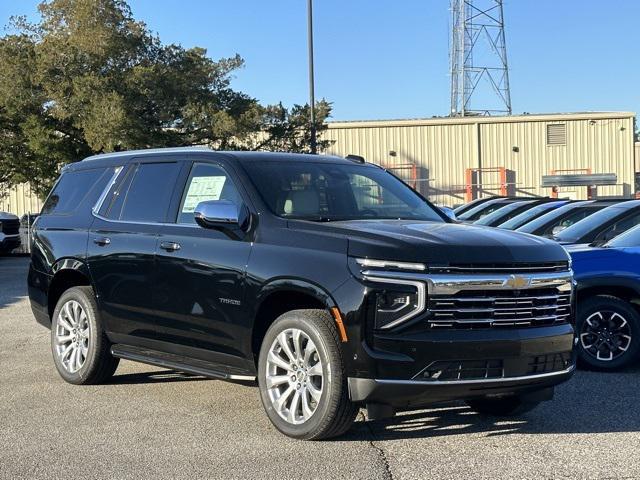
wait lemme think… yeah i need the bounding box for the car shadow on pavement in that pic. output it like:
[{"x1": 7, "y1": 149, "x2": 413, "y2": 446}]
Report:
[
  {"x1": 345, "y1": 367, "x2": 640, "y2": 441},
  {"x1": 108, "y1": 370, "x2": 211, "y2": 385}
]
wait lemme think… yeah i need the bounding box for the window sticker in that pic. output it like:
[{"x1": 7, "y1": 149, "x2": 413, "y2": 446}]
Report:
[{"x1": 182, "y1": 176, "x2": 227, "y2": 213}]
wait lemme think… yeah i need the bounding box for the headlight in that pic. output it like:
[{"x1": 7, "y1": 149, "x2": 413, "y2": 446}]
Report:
[
  {"x1": 356, "y1": 258, "x2": 426, "y2": 271},
  {"x1": 366, "y1": 276, "x2": 426, "y2": 329}
]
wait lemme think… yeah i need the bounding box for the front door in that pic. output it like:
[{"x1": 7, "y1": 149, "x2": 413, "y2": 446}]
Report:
[
  {"x1": 153, "y1": 161, "x2": 253, "y2": 371},
  {"x1": 88, "y1": 159, "x2": 183, "y2": 347}
]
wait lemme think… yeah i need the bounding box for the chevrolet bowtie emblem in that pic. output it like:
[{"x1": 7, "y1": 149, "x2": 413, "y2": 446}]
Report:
[{"x1": 503, "y1": 274, "x2": 531, "y2": 289}]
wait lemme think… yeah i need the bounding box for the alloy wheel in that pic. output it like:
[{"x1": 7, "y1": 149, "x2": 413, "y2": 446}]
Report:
[
  {"x1": 580, "y1": 310, "x2": 632, "y2": 362},
  {"x1": 54, "y1": 300, "x2": 90, "y2": 373},
  {"x1": 265, "y1": 328, "x2": 324, "y2": 425}
]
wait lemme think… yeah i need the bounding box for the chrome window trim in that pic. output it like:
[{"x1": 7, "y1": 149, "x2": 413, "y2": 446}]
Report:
[
  {"x1": 361, "y1": 275, "x2": 427, "y2": 330},
  {"x1": 92, "y1": 165, "x2": 124, "y2": 216}
]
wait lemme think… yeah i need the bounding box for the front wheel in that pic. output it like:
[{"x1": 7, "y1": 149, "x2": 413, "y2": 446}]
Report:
[
  {"x1": 257, "y1": 309, "x2": 358, "y2": 440},
  {"x1": 466, "y1": 396, "x2": 540, "y2": 416}
]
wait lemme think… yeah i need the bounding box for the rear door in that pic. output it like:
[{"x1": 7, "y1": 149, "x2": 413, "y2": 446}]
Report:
[
  {"x1": 88, "y1": 158, "x2": 182, "y2": 347},
  {"x1": 153, "y1": 159, "x2": 254, "y2": 370}
]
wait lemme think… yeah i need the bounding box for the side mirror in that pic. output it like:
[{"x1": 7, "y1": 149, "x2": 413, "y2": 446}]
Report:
[
  {"x1": 551, "y1": 225, "x2": 567, "y2": 236},
  {"x1": 194, "y1": 200, "x2": 250, "y2": 232},
  {"x1": 439, "y1": 206, "x2": 457, "y2": 221}
]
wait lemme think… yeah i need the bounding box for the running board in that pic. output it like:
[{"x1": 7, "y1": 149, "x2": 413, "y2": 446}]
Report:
[{"x1": 110, "y1": 344, "x2": 256, "y2": 382}]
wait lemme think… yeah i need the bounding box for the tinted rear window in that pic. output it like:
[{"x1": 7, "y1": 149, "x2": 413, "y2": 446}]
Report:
[
  {"x1": 42, "y1": 168, "x2": 109, "y2": 215},
  {"x1": 117, "y1": 162, "x2": 181, "y2": 222}
]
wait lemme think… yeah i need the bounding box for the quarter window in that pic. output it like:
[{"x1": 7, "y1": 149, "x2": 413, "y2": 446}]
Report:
[
  {"x1": 42, "y1": 168, "x2": 110, "y2": 215},
  {"x1": 177, "y1": 163, "x2": 241, "y2": 224}
]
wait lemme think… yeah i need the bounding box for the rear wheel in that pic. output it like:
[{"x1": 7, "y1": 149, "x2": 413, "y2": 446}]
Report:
[
  {"x1": 466, "y1": 396, "x2": 540, "y2": 416},
  {"x1": 577, "y1": 295, "x2": 640, "y2": 371},
  {"x1": 257, "y1": 309, "x2": 358, "y2": 440},
  {"x1": 51, "y1": 286, "x2": 119, "y2": 384}
]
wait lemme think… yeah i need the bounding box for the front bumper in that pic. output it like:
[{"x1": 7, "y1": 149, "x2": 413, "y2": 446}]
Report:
[
  {"x1": 338, "y1": 266, "x2": 576, "y2": 407},
  {"x1": 348, "y1": 364, "x2": 574, "y2": 407},
  {"x1": 0, "y1": 233, "x2": 21, "y2": 252}
]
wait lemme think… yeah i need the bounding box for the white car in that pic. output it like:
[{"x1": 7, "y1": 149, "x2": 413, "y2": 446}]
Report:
[{"x1": 0, "y1": 211, "x2": 21, "y2": 253}]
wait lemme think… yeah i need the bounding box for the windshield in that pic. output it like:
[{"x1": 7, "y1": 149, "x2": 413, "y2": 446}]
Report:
[
  {"x1": 242, "y1": 161, "x2": 444, "y2": 222},
  {"x1": 554, "y1": 205, "x2": 627, "y2": 243},
  {"x1": 607, "y1": 224, "x2": 640, "y2": 248},
  {"x1": 457, "y1": 199, "x2": 513, "y2": 221},
  {"x1": 516, "y1": 202, "x2": 593, "y2": 234},
  {"x1": 474, "y1": 200, "x2": 535, "y2": 226},
  {"x1": 499, "y1": 201, "x2": 566, "y2": 230}
]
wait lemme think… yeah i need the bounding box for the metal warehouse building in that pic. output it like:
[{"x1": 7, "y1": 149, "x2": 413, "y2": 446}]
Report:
[
  {"x1": 0, "y1": 111, "x2": 637, "y2": 216},
  {"x1": 323, "y1": 112, "x2": 636, "y2": 206}
]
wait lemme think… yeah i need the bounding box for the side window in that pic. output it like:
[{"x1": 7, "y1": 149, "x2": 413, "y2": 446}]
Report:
[
  {"x1": 99, "y1": 162, "x2": 181, "y2": 223},
  {"x1": 120, "y1": 162, "x2": 181, "y2": 222},
  {"x1": 42, "y1": 168, "x2": 109, "y2": 215},
  {"x1": 177, "y1": 163, "x2": 242, "y2": 224},
  {"x1": 596, "y1": 212, "x2": 640, "y2": 243}
]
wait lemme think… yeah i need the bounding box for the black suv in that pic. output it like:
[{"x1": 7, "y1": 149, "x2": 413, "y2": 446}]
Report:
[{"x1": 29, "y1": 148, "x2": 576, "y2": 440}]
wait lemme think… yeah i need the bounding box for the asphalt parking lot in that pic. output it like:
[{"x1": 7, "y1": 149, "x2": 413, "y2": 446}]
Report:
[{"x1": 1, "y1": 256, "x2": 639, "y2": 480}]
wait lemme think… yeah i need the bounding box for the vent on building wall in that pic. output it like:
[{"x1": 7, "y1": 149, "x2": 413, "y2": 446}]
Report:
[{"x1": 546, "y1": 124, "x2": 566, "y2": 146}]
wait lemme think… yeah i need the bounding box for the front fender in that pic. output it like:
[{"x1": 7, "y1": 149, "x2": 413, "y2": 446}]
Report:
[{"x1": 255, "y1": 278, "x2": 338, "y2": 310}]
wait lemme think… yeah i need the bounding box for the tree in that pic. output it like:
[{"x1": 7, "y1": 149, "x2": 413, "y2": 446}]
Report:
[{"x1": 0, "y1": 0, "x2": 332, "y2": 197}]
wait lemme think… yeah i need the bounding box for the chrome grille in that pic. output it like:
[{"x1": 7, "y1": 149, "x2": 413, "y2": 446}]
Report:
[{"x1": 428, "y1": 287, "x2": 571, "y2": 328}]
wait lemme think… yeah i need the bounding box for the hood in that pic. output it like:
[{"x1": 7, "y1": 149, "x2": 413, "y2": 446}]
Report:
[
  {"x1": 0, "y1": 211, "x2": 19, "y2": 221},
  {"x1": 289, "y1": 219, "x2": 570, "y2": 265}
]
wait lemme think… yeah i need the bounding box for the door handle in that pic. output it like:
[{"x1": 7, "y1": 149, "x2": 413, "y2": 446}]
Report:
[
  {"x1": 160, "y1": 241, "x2": 181, "y2": 252},
  {"x1": 93, "y1": 237, "x2": 111, "y2": 246}
]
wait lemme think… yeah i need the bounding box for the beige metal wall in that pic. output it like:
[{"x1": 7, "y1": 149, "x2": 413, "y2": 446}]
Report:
[
  {"x1": 324, "y1": 112, "x2": 636, "y2": 206},
  {"x1": 0, "y1": 183, "x2": 43, "y2": 217},
  {"x1": 635, "y1": 142, "x2": 640, "y2": 173}
]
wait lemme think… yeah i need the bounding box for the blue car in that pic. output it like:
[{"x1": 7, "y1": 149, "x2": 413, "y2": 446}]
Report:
[{"x1": 568, "y1": 225, "x2": 640, "y2": 370}]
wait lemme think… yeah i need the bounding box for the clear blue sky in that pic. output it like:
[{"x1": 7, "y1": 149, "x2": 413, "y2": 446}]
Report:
[{"x1": 1, "y1": 0, "x2": 638, "y2": 121}]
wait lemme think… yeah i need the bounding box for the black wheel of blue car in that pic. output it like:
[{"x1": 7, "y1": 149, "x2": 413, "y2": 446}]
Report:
[{"x1": 577, "y1": 295, "x2": 640, "y2": 371}]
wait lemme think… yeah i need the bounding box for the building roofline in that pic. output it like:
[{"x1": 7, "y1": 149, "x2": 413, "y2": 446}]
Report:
[{"x1": 327, "y1": 111, "x2": 636, "y2": 129}]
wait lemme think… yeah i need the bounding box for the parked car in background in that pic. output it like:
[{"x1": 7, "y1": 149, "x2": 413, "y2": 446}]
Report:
[
  {"x1": 0, "y1": 211, "x2": 21, "y2": 254},
  {"x1": 473, "y1": 198, "x2": 560, "y2": 228},
  {"x1": 553, "y1": 200, "x2": 640, "y2": 246},
  {"x1": 456, "y1": 197, "x2": 523, "y2": 222},
  {"x1": 453, "y1": 195, "x2": 508, "y2": 216},
  {"x1": 516, "y1": 200, "x2": 620, "y2": 238},
  {"x1": 498, "y1": 200, "x2": 570, "y2": 230},
  {"x1": 20, "y1": 213, "x2": 39, "y2": 227},
  {"x1": 28, "y1": 148, "x2": 576, "y2": 440},
  {"x1": 569, "y1": 225, "x2": 640, "y2": 370}
]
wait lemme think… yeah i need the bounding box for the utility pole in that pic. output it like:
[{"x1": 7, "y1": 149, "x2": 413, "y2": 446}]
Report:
[
  {"x1": 450, "y1": 0, "x2": 512, "y2": 116},
  {"x1": 307, "y1": 0, "x2": 317, "y2": 153}
]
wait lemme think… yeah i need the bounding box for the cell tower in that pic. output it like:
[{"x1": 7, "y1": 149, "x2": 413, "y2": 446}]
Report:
[{"x1": 450, "y1": 0, "x2": 512, "y2": 116}]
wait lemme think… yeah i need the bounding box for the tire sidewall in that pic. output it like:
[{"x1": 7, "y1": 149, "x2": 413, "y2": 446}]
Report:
[
  {"x1": 50, "y1": 287, "x2": 102, "y2": 384},
  {"x1": 576, "y1": 295, "x2": 640, "y2": 370},
  {"x1": 257, "y1": 311, "x2": 341, "y2": 439}
]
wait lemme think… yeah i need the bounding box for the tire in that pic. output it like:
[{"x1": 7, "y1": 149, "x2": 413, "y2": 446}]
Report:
[
  {"x1": 50, "y1": 286, "x2": 119, "y2": 385},
  {"x1": 465, "y1": 396, "x2": 540, "y2": 416},
  {"x1": 576, "y1": 295, "x2": 640, "y2": 371},
  {"x1": 257, "y1": 309, "x2": 358, "y2": 440}
]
